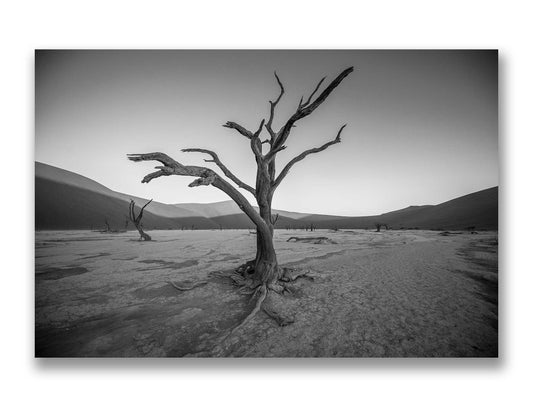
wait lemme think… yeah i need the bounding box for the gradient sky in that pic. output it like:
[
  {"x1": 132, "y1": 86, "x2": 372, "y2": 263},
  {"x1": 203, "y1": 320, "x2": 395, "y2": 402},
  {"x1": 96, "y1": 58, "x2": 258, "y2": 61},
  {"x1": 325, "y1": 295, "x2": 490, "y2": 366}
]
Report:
[{"x1": 35, "y1": 50, "x2": 498, "y2": 216}]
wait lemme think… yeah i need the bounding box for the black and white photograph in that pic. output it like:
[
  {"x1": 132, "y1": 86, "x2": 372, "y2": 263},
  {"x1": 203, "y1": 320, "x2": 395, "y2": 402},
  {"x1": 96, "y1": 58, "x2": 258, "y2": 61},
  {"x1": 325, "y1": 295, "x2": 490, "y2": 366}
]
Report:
[
  {"x1": 35, "y1": 50, "x2": 498, "y2": 357},
  {"x1": 8, "y1": 0, "x2": 533, "y2": 406}
]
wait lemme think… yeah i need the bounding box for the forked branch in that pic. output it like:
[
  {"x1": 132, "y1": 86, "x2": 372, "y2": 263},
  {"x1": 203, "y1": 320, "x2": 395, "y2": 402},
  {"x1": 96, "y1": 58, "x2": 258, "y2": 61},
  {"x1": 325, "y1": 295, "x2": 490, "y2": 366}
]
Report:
[
  {"x1": 299, "y1": 76, "x2": 326, "y2": 108},
  {"x1": 127, "y1": 152, "x2": 270, "y2": 235},
  {"x1": 129, "y1": 199, "x2": 152, "y2": 223},
  {"x1": 267, "y1": 67, "x2": 354, "y2": 160},
  {"x1": 137, "y1": 199, "x2": 153, "y2": 222},
  {"x1": 128, "y1": 199, "x2": 153, "y2": 241}
]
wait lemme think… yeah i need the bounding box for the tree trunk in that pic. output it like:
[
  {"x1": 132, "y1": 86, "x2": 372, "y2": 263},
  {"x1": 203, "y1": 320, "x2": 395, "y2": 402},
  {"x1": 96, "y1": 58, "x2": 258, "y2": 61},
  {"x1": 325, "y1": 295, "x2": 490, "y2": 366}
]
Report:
[
  {"x1": 134, "y1": 221, "x2": 151, "y2": 241},
  {"x1": 253, "y1": 170, "x2": 280, "y2": 285},
  {"x1": 254, "y1": 227, "x2": 278, "y2": 284}
]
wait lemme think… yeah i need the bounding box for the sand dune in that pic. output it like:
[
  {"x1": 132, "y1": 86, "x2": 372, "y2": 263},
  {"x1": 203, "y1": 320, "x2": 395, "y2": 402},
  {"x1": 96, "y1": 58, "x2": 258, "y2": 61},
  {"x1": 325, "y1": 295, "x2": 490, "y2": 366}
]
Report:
[{"x1": 36, "y1": 162, "x2": 498, "y2": 230}]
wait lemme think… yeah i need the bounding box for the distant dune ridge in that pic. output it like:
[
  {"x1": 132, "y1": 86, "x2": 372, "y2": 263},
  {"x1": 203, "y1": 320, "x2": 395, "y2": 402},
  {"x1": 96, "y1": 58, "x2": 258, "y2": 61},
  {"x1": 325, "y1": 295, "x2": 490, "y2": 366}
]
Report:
[{"x1": 35, "y1": 162, "x2": 498, "y2": 231}]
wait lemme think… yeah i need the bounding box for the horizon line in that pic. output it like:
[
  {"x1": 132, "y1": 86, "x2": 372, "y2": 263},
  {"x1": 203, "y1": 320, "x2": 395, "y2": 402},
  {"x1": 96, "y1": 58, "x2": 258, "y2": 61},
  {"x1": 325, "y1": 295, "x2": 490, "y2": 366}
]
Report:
[{"x1": 35, "y1": 160, "x2": 498, "y2": 218}]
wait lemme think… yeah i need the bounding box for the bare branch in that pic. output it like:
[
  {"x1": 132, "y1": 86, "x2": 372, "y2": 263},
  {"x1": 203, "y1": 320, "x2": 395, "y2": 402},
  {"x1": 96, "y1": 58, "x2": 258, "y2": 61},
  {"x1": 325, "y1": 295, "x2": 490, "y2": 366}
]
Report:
[
  {"x1": 302, "y1": 76, "x2": 326, "y2": 107},
  {"x1": 137, "y1": 199, "x2": 153, "y2": 222},
  {"x1": 273, "y1": 72, "x2": 284, "y2": 105},
  {"x1": 182, "y1": 148, "x2": 256, "y2": 196},
  {"x1": 139, "y1": 168, "x2": 173, "y2": 183},
  {"x1": 127, "y1": 153, "x2": 216, "y2": 185},
  {"x1": 266, "y1": 143, "x2": 287, "y2": 159},
  {"x1": 254, "y1": 119, "x2": 265, "y2": 138},
  {"x1": 272, "y1": 124, "x2": 346, "y2": 189},
  {"x1": 222, "y1": 121, "x2": 254, "y2": 139},
  {"x1": 129, "y1": 200, "x2": 136, "y2": 222},
  {"x1": 223, "y1": 121, "x2": 265, "y2": 159},
  {"x1": 265, "y1": 72, "x2": 285, "y2": 138},
  {"x1": 268, "y1": 67, "x2": 354, "y2": 160},
  {"x1": 127, "y1": 152, "x2": 270, "y2": 235},
  {"x1": 298, "y1": 68, "x2": 353, "y2": 117}
]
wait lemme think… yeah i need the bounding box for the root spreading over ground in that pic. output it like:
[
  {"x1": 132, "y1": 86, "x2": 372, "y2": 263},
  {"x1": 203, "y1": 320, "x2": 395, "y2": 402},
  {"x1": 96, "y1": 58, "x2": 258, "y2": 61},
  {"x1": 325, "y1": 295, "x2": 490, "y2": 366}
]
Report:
[{"x1": 172, "y1": 260, "x2": 316, "y2": 334}]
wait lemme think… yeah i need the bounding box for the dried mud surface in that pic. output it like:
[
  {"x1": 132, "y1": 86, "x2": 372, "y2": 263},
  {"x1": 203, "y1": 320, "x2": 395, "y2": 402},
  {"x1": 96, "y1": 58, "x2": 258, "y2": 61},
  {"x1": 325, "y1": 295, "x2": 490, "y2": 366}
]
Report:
[{"x1": 35, "y1": 229, "x2": 498, "y2": 357}]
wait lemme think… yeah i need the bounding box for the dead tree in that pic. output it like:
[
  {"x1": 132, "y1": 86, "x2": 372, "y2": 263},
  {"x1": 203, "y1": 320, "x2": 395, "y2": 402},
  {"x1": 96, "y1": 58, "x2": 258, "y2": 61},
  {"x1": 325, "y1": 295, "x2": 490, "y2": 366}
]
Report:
[
  {"x1": 129, "y1": 199, "x2": 153, "y2": 241},
  {"x1": 287, "y1": 236, "x2": 336, "y2": 244},
  {"x1": 128, "y1": 67, "x2": 354, "y2": 325},
  {"x1": 375, "y1": 223, "x2": 389, "y2": 232}
]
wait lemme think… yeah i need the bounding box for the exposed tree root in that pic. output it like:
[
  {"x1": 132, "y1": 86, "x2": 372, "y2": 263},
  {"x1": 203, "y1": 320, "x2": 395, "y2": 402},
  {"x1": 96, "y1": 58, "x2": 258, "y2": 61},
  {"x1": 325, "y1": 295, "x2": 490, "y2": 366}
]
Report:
[
  {"x1": 227, "y1": 284, "x2": 268, "y2": 335},
  {"x1": 222, "y1": 261, "x2": 307, "y2": 330},
  {"x1": 168, "y1": 261, "x2": 314, "y2": 333},
  {"x1": 226, "y1": 259, "x2": 263, "y2": 290},
  {"x1": 203, "y1": 260, "x2": 312, "y2": 355},
  {"x1": 167, "y1": 280, "x2": 208, "y2": 291},
  {"x1": 235, "y1": 260, "x2": 256, "y2": 276},
  {"x1": 262, "y1": 291, "x2": 295, "y2": 326},
  {"x1": 280, "y1": 267, "x2": 315, "y2": 282}
]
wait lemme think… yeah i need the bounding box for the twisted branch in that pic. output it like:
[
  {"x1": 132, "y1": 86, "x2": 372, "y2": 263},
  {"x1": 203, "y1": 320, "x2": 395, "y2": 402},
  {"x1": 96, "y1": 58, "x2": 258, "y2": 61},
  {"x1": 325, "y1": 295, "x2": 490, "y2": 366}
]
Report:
[{"x1": 127, "y1": 152, "x2": 270, "y2": 235}]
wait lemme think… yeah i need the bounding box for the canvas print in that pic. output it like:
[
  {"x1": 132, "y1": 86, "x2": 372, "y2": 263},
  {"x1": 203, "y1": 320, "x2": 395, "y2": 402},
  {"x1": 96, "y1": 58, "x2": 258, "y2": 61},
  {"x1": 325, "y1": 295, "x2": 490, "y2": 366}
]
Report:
[{"x1": 35, "y1": 50, "x2": 498, "y2": 357}]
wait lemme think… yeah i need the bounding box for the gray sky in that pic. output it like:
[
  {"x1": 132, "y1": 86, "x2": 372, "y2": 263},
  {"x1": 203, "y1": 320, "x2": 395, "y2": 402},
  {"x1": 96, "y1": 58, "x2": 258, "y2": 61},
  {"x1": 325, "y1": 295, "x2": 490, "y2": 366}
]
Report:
[{"x1": 35, "y1": 50, "x2": 498, "y2": 216}]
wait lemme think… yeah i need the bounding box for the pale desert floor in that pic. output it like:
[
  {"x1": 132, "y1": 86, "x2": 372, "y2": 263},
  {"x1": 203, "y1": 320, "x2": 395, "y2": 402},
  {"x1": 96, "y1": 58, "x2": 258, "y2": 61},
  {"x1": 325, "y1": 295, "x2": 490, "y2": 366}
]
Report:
[{"x1": 35, "y1": 229, "x2": 498, "y2": 357}]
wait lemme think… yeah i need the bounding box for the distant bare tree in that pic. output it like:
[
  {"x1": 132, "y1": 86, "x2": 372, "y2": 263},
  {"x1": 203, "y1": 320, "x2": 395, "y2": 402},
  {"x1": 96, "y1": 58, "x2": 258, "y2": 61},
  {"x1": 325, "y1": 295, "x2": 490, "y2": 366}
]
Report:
[
  {"x1": 129, "y1": 199, "x2": 153, "y2": 241},
  {"x1": 375, "y1": 223, "x2": 389, "y2": 232},
  {"x1": 128, "y1": 67, "x2": 353, "y2": 325}
]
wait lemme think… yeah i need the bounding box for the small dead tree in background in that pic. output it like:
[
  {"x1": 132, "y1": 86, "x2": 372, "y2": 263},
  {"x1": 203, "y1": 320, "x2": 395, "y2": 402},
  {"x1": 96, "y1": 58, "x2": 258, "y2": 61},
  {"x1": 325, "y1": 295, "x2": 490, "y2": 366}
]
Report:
[
  {"x1": 129, "y1": 199, "x2": 153, "y2": 241},
  {"x1": 375, "y1": 223, "x2": 389, "y2": 232},
  {"x1": 128, "y1": 67, "x2": 354, "y2": 326}
]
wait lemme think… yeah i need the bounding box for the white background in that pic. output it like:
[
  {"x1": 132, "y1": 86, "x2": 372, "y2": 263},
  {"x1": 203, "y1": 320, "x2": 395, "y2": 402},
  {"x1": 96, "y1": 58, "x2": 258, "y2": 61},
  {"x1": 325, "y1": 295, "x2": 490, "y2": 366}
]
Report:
[{"x1": 1, "y1": 0, "x2": 531, "y2": 406}]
